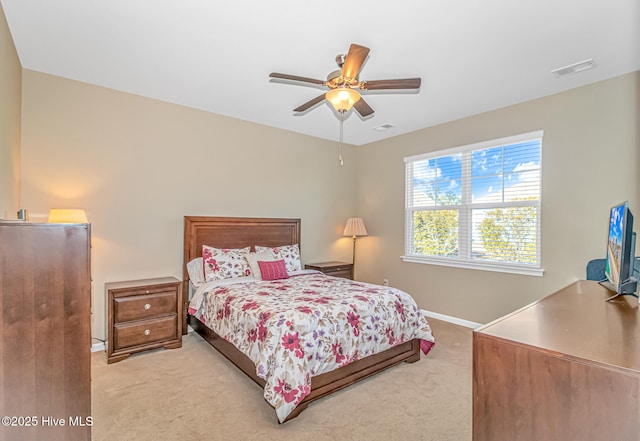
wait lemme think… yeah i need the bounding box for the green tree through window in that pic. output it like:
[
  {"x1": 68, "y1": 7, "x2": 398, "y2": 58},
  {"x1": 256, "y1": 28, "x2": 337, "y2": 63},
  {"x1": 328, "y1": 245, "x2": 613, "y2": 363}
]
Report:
[
  {"x1": 413, "y1": 191, "x2": 460, "y2": 257},
  {"x1": 478, "y1": 206, "x2": 537, "y2": 264}
]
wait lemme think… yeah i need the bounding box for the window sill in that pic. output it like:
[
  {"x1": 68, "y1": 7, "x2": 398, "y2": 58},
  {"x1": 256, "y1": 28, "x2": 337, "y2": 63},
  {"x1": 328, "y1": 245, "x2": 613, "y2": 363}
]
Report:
[{"x1": 401, "y1": 255, "x2": 545, "y2": 277}]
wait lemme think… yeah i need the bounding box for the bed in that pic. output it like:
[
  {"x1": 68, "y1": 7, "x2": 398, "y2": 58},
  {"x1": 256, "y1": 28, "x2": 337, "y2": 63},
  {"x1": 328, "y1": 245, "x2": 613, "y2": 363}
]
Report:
[{"x1": 182, "y1": 216, "x2": 435, "y2": 422}]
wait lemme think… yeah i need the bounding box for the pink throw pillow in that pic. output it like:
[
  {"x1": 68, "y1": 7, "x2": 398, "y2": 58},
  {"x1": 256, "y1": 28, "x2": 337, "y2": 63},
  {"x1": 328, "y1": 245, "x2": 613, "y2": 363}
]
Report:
[{"x1": 257, "y1": 259, "x2": 289, "y2": 281}]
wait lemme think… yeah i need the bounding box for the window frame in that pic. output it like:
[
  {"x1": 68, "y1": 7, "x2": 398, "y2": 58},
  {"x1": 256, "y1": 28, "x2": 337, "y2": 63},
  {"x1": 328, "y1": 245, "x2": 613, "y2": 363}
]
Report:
[{"x1": 403, "y1": 130, "x2": 544, "y2": 277}]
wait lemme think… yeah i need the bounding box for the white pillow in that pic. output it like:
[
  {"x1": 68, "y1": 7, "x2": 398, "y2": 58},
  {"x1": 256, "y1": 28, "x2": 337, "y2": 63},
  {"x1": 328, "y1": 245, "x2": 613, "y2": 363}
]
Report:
[
  {"x1": 254, "y1": 244, "x2": 302, "y2": 273},
  {"x1": 186, "y1": 257, "x2": 206, "y2": 287},
  {"x1": 244, "y1": 251, "x2": 276, "y2": 280}
]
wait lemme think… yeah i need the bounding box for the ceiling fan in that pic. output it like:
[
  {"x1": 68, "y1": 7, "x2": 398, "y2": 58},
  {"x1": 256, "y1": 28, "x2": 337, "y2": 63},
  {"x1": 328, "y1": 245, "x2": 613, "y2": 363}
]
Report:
[{"x1": 269, "y1": 43, "x2": 421, "y2": 117}]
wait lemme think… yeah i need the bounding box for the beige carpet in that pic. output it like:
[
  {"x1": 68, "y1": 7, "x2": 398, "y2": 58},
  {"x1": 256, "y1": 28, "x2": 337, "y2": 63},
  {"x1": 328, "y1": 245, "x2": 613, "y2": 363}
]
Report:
[{"x1": 91, "y1": 318, "x2": 472, "y2": 441}]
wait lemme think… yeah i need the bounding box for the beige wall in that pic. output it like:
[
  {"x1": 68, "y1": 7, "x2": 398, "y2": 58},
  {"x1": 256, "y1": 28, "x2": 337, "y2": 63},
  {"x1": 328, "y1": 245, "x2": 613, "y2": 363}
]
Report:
[
  {"x1": 20, "y1": 70, "x2": 357, "y2": 341},
  {"x1": 0, "y1": 4, "x2": 21, "y2": 219},
  {"x1": 16, "y1": 64, "x2": 640, "y2": 337},
  {"x1": 355, "y1": 72, "x2": 640, "y2": 324}
]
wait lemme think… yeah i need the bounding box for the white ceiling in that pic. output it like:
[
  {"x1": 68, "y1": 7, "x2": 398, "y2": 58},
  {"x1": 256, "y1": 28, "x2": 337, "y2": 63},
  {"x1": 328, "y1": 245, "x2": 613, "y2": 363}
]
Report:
[{"x1": 2, "y1": 0, "x2": 639, "y2": 146}]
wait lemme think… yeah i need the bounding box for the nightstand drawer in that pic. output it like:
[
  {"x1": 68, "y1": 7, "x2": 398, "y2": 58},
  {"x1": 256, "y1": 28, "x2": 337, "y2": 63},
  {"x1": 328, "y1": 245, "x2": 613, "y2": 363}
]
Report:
[
  {"x1": 326, "y1": 268, "x2": 352, "y2": 279},
  {"x1": 114, "y1": 290, "x2": 177, "y2": 323},
  {"x1": 114, "y1": 315, "x2": 178, "y2": 350}
]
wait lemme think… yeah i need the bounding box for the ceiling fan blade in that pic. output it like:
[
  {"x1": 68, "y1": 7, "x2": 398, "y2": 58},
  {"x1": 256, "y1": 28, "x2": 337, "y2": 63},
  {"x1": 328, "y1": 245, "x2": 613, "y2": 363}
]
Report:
[
  {"x1": 269, "y1": 72, "x2": 326, "y2": 85},
  {"x1": 341, "y1": 44, "x2": 370, "y2": 80},
  {"x1": 293, "y1": 93, "x2": 327, "y2": 112},
  {"x1": 361, "y1": 78, "x2": 422, "y2": 90},
  {"x1": 354, "y1": 97, "x2": 374, "y2": 117}
]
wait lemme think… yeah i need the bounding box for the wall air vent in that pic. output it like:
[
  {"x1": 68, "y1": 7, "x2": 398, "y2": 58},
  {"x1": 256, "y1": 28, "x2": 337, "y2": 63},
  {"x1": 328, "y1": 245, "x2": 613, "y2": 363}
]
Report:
[{"x1": 551, "y1": 58, "x2": 596, "y2": 78}]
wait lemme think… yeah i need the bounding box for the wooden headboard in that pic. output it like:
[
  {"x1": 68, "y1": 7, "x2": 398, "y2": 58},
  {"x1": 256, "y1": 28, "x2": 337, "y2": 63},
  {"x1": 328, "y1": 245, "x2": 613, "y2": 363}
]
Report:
[{"x1": 181, "y1": 216, "x2": 301, "y2": 333}]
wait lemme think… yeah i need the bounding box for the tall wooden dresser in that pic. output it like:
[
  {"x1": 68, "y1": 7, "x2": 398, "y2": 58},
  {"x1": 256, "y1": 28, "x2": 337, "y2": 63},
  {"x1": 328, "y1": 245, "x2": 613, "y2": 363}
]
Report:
[{"x1": 0, "y1": 223, "x2": 92, "y2": 441}]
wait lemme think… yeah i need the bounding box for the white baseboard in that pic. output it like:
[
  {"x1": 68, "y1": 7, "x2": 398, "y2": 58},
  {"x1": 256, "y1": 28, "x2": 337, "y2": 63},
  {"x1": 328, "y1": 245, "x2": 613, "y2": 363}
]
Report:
[
  {"x1": 421, "y1": 309, "x2": 483, "y2": 329},
  {"x1": 91, "y1": 341, "x2": 106, "y2": 353}
]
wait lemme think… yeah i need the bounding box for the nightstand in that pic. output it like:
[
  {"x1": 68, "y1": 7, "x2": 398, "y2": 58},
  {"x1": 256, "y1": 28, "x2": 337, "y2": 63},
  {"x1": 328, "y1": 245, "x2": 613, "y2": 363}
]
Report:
[
  {"x1": 106, "y1": 277, "x2": 182, "y2": 364},
  {"x1": 305, "y1": 261, "x2": 354, "y2": 280}
]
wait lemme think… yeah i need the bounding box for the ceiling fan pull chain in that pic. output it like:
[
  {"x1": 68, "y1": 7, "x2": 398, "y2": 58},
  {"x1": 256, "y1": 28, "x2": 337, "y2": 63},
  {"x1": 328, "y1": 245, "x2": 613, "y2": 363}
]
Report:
[{"x1": 338, "y1": 110, "x2": 344, "y2": 166}]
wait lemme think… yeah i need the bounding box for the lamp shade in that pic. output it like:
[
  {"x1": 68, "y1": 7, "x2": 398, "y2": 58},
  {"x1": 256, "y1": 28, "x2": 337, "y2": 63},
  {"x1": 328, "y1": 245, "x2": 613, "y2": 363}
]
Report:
[
  {"x1": 343, "y1": 217, "x2": 368, "y2": 237},
  {"x1": 48, "y1": 209, "x2": 88, "y2": 224},
  {"x1": 326, "y1": 87, "x2": 361, "y2": 112}
]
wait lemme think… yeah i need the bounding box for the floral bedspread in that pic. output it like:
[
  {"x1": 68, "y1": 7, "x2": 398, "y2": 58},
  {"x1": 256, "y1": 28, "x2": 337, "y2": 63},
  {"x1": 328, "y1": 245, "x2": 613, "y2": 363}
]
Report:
[{"x1": 188, "y1": 271, "x2": 435, "y2": 422}]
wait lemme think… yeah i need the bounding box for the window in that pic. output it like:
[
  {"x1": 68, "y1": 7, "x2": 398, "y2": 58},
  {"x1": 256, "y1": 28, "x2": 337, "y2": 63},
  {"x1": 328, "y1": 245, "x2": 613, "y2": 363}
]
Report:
[{"x1": 404, "y1": 131, "x2": 543, "y2": 276}]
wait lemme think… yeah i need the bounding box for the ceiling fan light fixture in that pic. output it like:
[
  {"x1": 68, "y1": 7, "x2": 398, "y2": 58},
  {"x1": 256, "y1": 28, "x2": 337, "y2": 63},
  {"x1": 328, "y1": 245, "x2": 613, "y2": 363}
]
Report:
[{"x1": 326, "y1": 87, "x2": 361, "y2": 112}]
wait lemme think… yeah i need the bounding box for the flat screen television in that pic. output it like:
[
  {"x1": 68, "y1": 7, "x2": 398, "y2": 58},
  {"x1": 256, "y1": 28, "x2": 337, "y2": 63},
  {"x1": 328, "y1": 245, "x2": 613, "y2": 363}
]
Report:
[{"x1": 603, "y1": 201, "x2": 638, "y2": 300}]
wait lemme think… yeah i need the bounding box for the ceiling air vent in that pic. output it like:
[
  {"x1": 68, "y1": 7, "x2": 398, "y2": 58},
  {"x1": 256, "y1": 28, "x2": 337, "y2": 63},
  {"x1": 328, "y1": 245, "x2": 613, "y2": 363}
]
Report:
[
  {"x1": 373, "y1": 124, "x2": 395, "y2": 132},
  {"x1": 551, "y1": 59, "x2": 596, "y2": 78}
]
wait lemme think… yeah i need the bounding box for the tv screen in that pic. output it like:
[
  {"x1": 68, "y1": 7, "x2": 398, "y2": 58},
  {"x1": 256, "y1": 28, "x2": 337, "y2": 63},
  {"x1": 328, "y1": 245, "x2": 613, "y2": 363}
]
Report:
[{"x1": 604, "y1": 201, "x2": 637, "y2": 297}]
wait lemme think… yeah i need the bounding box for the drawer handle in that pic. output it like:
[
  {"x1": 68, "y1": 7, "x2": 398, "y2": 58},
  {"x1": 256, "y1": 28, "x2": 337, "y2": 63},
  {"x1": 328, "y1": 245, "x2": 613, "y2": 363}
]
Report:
[
  {"x1": 144, "y1": 329, "x2": 151, "y2": 336},
  {"x1": 144, "y1": 303, "x2": 151, "y2": 310}
]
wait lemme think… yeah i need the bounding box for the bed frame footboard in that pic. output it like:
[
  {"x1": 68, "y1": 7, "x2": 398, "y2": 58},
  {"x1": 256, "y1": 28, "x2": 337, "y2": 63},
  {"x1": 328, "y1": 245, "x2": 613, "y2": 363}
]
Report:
[{"x1": 189, "y1": 315, "x2": 420, "y2": 422}]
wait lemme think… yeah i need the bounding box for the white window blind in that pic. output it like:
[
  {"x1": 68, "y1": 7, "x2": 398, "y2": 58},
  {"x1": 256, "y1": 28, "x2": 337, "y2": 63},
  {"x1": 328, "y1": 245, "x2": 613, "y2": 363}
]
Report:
[{"x1": 404, "y1": 131, "x2": 544, "y2": 276}]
